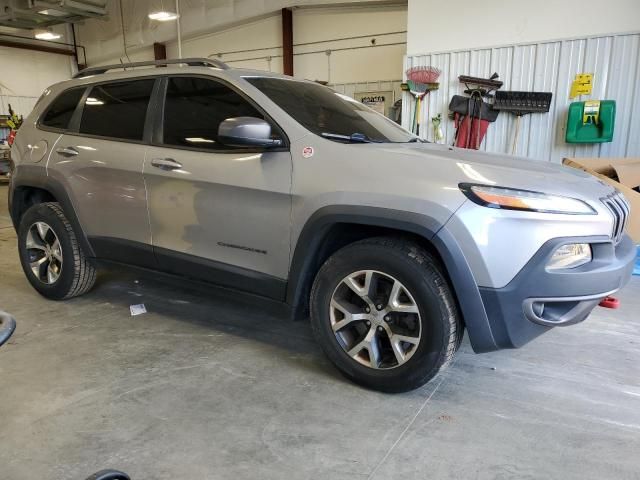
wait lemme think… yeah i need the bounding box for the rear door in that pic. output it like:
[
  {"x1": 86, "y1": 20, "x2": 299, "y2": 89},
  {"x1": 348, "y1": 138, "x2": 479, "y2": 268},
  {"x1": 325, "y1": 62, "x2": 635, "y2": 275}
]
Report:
[
  {"x1": 47, "y1": 78, "x2": 157, "y2": 266},
  {"x1": 143, "y1": 75, "x2": 292, "y2": 299}
]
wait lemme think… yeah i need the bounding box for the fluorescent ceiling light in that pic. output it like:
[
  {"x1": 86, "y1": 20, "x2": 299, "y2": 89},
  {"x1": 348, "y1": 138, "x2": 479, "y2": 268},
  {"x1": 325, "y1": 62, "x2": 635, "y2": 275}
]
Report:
[
  {"x1": 185, "y1": 137, "x2": 215, "y2": 143},
  {"x1": 35, "y1": 31, "x2": 62, "y2": 40},
  {"x1": 148, "y1": 11, "x2": 179, "y2": 21},
  {"x1": 85, "y1": 97, "x2": 104, "y2": 105},
  {"x1": 38, "y1": 9, "x2": 68, "y2": 17}
]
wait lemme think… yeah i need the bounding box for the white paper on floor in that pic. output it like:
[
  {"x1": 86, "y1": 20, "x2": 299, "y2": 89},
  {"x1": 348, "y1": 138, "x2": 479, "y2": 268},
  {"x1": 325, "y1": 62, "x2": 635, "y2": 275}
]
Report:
[{"x1": 130, "y1": 304, "x2": 147, "y2": 316}]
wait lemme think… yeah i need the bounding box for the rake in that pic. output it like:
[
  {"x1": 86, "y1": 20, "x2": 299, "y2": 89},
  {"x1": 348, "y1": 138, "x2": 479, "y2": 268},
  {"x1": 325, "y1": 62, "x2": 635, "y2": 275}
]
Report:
[
  {"x1": 406, "y1": 67, "x2": 441, "y2": 136},
  {"x1": 493, "y1": 91, "x2": 553, "y2": 154},
  {"x1": 407, "y1": 66, "x2": 441, "y2": 85}
]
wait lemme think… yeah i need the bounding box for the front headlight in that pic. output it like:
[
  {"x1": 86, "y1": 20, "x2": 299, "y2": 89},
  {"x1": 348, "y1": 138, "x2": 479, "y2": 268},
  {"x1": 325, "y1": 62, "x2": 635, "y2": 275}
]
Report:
[
  {"x1": 547, "y1": 243, "x2": 592, "y2": 270},
  {"x1": 459, "y1": 184, "x2": 596, "y2": 215}
]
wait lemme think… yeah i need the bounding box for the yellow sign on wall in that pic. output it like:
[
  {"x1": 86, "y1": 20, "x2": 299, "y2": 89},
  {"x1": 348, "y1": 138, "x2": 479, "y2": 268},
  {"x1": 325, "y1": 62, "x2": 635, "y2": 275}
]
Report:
[{"x1": 570, "y1": 73, "x2": 593, "y2": 99}]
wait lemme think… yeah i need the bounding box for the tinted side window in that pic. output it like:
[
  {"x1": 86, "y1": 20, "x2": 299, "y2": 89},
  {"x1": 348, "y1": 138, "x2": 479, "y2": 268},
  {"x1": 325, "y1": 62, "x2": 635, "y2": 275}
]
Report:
[
  {"x1": 163, "y1": 77, "x2": 271, "y2": 150},
  {"x1": 41, "y1": 88, "x2": 85, "y2": 130},
  {"x1": 79, "y1": 79, "x2": 154, "y2": 141},
  {"x1": 246, "y1": 77, "x2": 414, "y2": 143}
]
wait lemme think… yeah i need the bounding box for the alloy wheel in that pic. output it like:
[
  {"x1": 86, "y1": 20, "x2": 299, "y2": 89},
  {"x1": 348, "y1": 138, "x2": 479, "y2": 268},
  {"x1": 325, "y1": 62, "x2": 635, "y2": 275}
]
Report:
[
  {"x1": 329, "y1": 270, "x2": 422, "y2": 369},
  {"x1": 25, "y1": 221, "x2": 63, "y2": 284}
]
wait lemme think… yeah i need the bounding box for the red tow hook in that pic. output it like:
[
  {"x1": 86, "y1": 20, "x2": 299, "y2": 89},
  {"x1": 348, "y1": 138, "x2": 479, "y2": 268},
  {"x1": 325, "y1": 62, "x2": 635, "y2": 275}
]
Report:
[{"x1": 599, "y1": 296, "x2": 620, "y2": 309}]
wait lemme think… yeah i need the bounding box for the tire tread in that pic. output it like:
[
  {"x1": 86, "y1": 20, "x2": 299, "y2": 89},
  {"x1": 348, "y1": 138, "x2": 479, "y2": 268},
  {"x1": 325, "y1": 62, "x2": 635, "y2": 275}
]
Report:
[{"x1": 44, "y1": 203, "x2": 96, "y2": 298}]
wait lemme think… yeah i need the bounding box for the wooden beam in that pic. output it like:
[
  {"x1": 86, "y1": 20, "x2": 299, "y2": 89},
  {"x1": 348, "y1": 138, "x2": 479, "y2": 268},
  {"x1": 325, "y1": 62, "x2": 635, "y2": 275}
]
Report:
[
  {"x1": 0, "y1": 39, "x2": 75, "y2": 56},
  {"x1": 153, "y1": 42, "x2": 167, "y2": 60},
  {"x1": 282, "y1": 7, "x2": 293, "y2": 76}
]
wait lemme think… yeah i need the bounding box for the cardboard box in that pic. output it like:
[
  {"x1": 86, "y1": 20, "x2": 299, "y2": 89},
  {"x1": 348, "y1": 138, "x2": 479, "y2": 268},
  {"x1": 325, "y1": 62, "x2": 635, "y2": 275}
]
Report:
[{"x1": 563, "y1": 157, "x2": 640, "y2": 243}]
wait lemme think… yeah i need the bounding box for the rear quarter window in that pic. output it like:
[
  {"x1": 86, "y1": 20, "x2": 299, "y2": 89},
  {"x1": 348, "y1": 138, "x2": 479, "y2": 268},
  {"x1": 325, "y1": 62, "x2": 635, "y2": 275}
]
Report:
[{"x1": 40, "y1": 88, "x2": 85, "y2": 130}]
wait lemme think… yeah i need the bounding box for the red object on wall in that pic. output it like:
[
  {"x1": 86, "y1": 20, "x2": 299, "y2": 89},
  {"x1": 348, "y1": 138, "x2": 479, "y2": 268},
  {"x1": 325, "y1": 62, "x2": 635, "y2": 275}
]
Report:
[
  {"x1": 454, "y1": 113, "x2": 490, "y2": 149},
  {"x1": 7, "y1": 130, "x2": 16, "y2": 146}
]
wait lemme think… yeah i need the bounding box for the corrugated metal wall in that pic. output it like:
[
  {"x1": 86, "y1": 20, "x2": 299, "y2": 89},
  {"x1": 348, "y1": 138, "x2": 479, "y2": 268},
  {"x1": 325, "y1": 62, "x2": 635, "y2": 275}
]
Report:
[
  {"x1": 0, "y1": 95, "x2": 39, "y2": 117},
  {"x1": 403, "y1": 32, "x2": 640, "y2": 162}
]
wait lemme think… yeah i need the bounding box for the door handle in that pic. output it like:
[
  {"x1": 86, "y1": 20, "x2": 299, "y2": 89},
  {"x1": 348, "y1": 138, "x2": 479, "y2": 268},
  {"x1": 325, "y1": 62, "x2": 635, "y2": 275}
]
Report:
[
  {"x1": 56, "y1": 146, "x2": 79, "y2": 157},
  {"x1": 150, "y1": 158, "x2": 183, "y2": 171}
]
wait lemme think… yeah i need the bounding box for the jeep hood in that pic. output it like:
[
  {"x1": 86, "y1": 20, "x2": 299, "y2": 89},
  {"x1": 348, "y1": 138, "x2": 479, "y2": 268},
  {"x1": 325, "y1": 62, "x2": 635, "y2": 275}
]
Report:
[{"x1": 371, "y1": 142, "x2": 615, "y2": 200}]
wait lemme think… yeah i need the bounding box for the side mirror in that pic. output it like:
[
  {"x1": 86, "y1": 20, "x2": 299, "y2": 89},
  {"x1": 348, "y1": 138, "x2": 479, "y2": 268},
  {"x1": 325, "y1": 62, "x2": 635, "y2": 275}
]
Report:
[{"x1": 218, "y1": 116, "x2": 283, "y2": 148}]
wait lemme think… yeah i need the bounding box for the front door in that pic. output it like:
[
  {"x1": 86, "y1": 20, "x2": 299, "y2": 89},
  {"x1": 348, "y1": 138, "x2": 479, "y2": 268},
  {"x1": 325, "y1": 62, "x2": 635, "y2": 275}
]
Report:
[{"x1": 144, "y1": 76, "x2": 292, "y2": 299}]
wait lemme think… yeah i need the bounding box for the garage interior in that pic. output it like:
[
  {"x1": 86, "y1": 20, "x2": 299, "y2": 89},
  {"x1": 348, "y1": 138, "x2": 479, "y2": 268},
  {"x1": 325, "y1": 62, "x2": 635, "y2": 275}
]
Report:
[{"x1": 1, "y1": 0, "x2": 640, "y2": 479}]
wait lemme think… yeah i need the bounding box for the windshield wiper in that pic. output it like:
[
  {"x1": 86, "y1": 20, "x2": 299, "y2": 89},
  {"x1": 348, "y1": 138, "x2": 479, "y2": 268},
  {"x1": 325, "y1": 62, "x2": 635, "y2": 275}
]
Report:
[
  {"x1": 407, "y1": 137, "x2": 427, "y2": 143},
  {"x1": 321, "y1": 132, "x2": 382, "y2": 143}
]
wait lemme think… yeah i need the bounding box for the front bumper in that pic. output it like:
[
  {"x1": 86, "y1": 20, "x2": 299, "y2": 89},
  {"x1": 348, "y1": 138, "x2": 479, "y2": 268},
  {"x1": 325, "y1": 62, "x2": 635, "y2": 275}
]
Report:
[{"x1": 478, "y1": 234, "x2": 636, "y2": 349}]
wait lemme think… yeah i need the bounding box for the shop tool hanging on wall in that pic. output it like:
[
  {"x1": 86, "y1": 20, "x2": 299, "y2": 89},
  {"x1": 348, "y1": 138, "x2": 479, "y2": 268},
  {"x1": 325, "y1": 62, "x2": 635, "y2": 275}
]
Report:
[
  {"x1": 449, "y1": 74, "x2": 502, "y2": 149},
  {"x1": 493, "y1": 91, "x2": 553, "y2": 154},
  {"x1": 405, "y1": 80, "x2": 427, "y2": 134},
  {"x1": 405, "y1": 66, "x2": 440, "y2": 136}
]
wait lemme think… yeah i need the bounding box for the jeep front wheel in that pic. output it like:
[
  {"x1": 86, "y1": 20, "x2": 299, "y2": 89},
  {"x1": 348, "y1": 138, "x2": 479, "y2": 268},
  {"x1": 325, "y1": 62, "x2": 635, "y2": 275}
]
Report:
[{"x1": 310, "y1": 237, "x2": 462, "y2": 393}]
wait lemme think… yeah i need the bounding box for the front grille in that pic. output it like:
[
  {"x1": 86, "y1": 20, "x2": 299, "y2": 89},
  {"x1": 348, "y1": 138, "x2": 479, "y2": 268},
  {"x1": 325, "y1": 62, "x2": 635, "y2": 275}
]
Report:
[{"x1": 601, "y1": 192, "x2": 630, "y2": 244}]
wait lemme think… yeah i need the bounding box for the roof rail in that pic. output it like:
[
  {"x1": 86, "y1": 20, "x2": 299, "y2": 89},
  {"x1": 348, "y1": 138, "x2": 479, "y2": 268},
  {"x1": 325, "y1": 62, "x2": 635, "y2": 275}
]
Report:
[{"x1": 73, "y1": 58, "x2": 230, "y2": 78}]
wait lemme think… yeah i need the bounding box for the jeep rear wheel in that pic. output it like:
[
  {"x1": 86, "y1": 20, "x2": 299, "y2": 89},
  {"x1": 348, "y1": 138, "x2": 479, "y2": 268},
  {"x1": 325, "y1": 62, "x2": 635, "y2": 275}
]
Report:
[
  {"x1": 18, "y1": 202, "x2": 96, "y2": 300},
  {"x1": 310, "y1": 237, "x2": 462, "y2": 393}
]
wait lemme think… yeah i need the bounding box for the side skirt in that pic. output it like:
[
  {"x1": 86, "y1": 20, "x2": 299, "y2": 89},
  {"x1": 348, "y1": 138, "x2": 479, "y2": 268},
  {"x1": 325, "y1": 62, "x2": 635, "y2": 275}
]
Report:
[{"x1": 88, "y1": 236, "x2": 287, "y2": 301}]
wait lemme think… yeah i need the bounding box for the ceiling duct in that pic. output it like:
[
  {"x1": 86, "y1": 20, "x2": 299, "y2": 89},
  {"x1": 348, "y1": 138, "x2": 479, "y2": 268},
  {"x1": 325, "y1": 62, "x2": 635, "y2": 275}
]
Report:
[{"x1": 0, "y1": 0, "x2": 108, "y2": 29}]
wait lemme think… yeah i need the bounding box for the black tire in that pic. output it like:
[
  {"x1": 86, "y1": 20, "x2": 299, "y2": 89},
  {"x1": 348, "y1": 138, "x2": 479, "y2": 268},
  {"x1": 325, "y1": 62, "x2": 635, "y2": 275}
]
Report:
[
  {"x1": 17, "y1": 202, "x2": 96, "y2": 300},
  {"x1": 310, "y1": 237, "x2": 462, "y2": 393}
]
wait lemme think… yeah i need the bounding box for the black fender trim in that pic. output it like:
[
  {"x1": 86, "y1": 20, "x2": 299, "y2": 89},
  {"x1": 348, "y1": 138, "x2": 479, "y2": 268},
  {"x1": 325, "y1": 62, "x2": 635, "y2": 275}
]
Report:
[
  {"x1": 286, "y1": 205, "x2": 441, "y2": 317},
  {"x1": 432, "y1": 227, "x2": 497, "y2": 352},
  {"x1": 9, "y1": 165, "x2": 95, "y2": 257}
]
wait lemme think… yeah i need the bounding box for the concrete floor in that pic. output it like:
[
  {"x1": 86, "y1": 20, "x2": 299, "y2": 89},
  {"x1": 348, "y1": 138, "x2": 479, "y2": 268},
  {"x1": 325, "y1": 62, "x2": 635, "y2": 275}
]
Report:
[{"x1": 1, "y1": 184, "x2": 639, "y2": 480}]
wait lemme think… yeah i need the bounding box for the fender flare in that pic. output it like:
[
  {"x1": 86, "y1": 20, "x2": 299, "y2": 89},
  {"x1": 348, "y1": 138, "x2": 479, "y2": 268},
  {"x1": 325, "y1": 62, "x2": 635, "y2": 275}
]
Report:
[
  {"x1": 286, "y1": 205, "x2": 441, "y2": 308},
  {"x1": 286, "y1": 205, "x2": 498, "y2": 352},
  {"x1": 9, "y1": 166, "x2": 95, "y2": 257}
]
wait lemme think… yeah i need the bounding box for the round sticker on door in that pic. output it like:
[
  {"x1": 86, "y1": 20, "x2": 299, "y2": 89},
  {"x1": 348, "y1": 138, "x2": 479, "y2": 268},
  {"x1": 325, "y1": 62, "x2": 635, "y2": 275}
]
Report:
[{"x1": 302, "y1": 146, "x2": 314, "y2": 158}]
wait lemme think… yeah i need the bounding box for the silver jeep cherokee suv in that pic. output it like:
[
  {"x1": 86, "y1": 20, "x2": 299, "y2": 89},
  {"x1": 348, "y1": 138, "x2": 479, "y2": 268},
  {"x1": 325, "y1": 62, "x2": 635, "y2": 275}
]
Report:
[{"x1": 9, "y1": 58, "x2": 635, "y2": 392}]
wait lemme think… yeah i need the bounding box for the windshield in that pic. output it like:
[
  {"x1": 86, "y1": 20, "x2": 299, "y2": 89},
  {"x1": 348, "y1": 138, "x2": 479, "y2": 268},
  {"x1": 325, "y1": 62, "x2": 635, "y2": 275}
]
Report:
[{"x1": 245, "y1": 77, "x2": 418, "y2": 143}]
